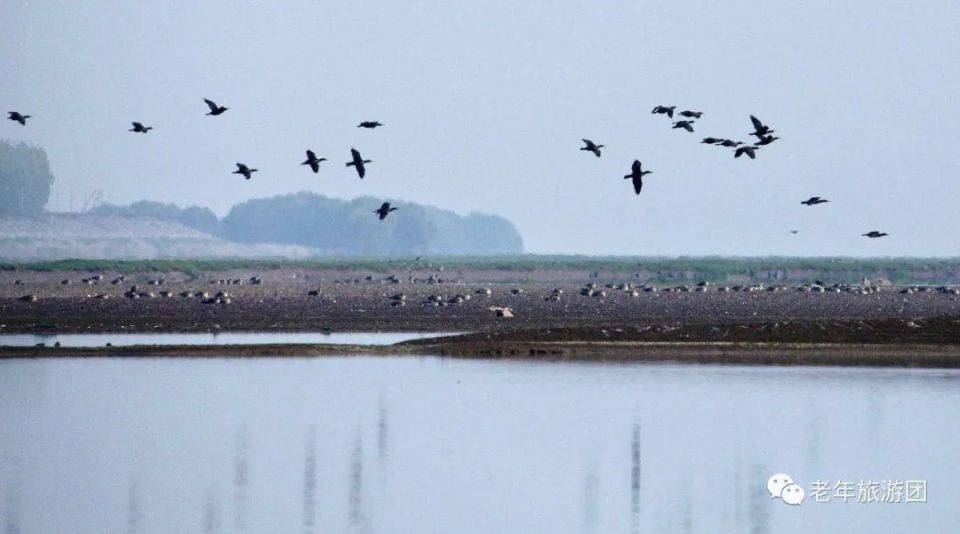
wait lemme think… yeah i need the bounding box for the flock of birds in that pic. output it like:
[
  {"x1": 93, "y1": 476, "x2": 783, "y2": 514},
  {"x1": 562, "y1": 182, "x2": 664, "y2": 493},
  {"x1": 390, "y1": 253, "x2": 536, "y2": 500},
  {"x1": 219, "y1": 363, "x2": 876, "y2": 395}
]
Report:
[
  {"x1": 9, "y1": 101, "x2": 888, "y2": 238},
  {"x1": 7, "y1": 101, "x2": 399, "y2": 221},
  {"x1": 580, "y1": 106, "x2": 889, "y2": 239}
]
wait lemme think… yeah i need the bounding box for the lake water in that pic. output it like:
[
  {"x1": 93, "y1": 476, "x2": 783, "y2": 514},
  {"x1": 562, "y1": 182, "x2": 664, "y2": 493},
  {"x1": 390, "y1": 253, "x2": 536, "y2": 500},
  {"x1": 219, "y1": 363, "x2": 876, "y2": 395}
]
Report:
[
  {"x1": 0, "y1": 331, "x2": 456, "y2": 347},
  {"x1": 0, "y1": 356, "x2": 957, "y2": 533}
]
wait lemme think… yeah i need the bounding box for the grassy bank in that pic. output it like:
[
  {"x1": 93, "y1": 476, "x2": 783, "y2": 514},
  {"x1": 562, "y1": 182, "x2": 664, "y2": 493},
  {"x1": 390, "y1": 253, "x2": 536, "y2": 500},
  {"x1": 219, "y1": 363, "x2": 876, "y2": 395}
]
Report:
[{"x1": 3, "y1": 255, "x2": 960, "y2": 284}]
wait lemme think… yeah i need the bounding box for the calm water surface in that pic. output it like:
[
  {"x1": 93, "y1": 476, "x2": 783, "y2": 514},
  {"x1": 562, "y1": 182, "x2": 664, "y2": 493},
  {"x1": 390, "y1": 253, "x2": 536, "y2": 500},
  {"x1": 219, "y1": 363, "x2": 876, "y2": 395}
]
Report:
[
  {"x1": 0, "y1": 356, "x2": 957, "y2": 533},
  {"x1": 0, "y1": 331, "x2": 455, "y2": 347}
]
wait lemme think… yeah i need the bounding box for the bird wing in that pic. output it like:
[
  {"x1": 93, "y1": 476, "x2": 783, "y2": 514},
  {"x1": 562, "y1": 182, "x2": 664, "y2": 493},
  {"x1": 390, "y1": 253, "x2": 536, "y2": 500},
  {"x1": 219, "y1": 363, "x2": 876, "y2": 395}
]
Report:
[
  {"x1": 632, "y1": 160, "x2": 642, "y2": 174},
  {"x1": 750, "y1": 115, "x2": 764, "y2": 131},
  {"x1": 357, "y1": 162, "x2": 366, "y2": 178},
  {"x1": 204, "y1": 99, "x2": 218, "y2": 111},
  {"x1": 132, "y1": 122, "x2": 143, "y2": 129},
  {"x1": 633, "y1": 176, "x2": 643, "y2": 195},
  {"x1": 306, "y1": 150, "x2": 316, "y2": 159},
  {"x1": 309, "y1": 162, "x2": 319, "y2": 173},
  {"x1": 351, "y1": 148, "x2": 361, "y2": 160}
]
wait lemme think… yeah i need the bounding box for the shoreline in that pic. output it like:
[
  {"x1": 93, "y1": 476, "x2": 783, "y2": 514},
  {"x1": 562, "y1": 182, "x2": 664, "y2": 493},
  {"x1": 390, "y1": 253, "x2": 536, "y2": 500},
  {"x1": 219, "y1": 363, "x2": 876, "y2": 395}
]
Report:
[{"x1": 3, "y1": 339, "x2": 960, "y2": 368}]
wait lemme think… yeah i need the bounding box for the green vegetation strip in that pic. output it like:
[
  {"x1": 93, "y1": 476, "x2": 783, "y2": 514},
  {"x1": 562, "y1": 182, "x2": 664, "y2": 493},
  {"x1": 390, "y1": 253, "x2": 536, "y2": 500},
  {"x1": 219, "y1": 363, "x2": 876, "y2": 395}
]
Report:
[{"x1": 3, "y1": 256, "x2": 960, "y2": 284}]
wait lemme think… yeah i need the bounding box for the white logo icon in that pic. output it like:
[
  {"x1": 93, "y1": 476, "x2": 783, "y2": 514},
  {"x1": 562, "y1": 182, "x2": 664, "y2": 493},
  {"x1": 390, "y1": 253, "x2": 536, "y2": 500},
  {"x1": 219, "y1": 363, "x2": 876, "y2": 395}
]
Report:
[{"x1": 768, "y1": 473, "x2": 805, "y2": 505}]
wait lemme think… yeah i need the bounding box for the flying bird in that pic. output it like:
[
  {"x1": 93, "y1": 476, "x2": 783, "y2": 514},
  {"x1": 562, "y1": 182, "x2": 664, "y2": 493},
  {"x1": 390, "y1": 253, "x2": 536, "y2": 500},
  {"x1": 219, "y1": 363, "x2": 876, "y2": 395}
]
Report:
[
  {"x1": 790, "y1": 230, "x2": 799, "y2": 234},
  {"x1": 701, "y1": 137, "x2": 721, "y2": 144},
  {"x1": 129, "y1": 122, "x2": 153, "y2": 133},
  {"x1": 679, "y1": 110, "x2": 703, "y2": 119},
  {"x1": 357, "y1": 121, "x2": 383, "y2": 129},
  {"x1": 672, "y1": 120, "x2": 695, "y2": 133},
  {"x1": 734, "y1": 146, "x2": 759, "y2": 159},
  {"x1": 801, "y1": 196, "x2": 829, "y2": 206},
  {"x1": 301, "y1": 150, "x2": 327, "y2": 173},
  {"x1": 374, "y1": 202, "x2": 397, "y2": 220},
  {"x1": 346, "y1": 148, "x2": 372, "y2": 178},
  {"x1": 7, "y1": 112, "x2": 30, "y2": 125},
  {"x1": 651, "y1": 106, "x2": 676, "y2": 118},
  {"x1": 623, "y1": 160, "x2": 652, "y2": 195},
  {"x1": 581, "y1": 139, "x2": 604, "y2": 157},
  {"x1": 749, "y1": 115, "x2": 774, "y2": 137},
  {"x1": 718, "y1": 139, "x2": 744, "y2": 147},
  {"x1": 862, "y1": 231, "x2": 888, "y2": 238},
  {"x1": 232, "y1": 163, "x2": 257, "y2": 180},
  {"x1": 755, "y1": 134, "x2": 779, "y2": 146},
  {"x1": 204, "y1": 98, "x2": 228, "y2": 116}
]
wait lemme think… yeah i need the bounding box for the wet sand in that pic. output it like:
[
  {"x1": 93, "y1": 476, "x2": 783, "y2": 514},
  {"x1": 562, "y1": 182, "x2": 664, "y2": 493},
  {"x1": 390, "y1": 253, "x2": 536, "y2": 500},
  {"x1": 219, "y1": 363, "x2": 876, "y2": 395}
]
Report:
[{"x1": 2, "y1": 267, "x2": 960, "y2": 366}]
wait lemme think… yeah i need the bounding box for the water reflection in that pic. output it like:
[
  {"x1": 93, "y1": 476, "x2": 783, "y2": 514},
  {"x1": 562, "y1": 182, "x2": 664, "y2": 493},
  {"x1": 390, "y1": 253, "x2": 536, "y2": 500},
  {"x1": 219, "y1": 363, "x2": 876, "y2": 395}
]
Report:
[
  {"x1": 0, "y1": 357, "x2": 958, "y2": 533},
  {"x1": 0, "y1": 331, "x2": 458, "y2": 348}
]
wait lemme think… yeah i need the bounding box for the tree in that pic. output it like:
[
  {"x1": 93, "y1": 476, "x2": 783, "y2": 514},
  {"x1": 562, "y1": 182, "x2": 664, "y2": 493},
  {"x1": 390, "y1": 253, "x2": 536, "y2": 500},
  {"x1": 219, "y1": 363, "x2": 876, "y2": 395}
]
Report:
[{"x1": 0, "y1": 140, "x2": 54, "y2": 216}]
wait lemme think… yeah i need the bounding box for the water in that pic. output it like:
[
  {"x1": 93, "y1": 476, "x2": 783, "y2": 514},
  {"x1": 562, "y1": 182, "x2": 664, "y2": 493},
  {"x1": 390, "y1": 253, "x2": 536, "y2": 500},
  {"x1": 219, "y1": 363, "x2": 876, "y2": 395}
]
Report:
[
  {"x1": 0, "y1": 331, "x2": 456, "y2": 347},
  {"x1": 1, "y1": 356, "x2": 958, "y2": 533}
]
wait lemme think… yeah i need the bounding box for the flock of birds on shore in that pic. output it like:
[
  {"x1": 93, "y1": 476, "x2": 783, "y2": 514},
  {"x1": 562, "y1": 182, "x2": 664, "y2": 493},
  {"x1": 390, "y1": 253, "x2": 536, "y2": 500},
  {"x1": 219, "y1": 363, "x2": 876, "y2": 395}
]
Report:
[
  {"x1": 9, "y1": 102, "x2": 888, "y2": 237},
  {"x1": 580, "y1": 106, "x2": 889, "y2": 239}
]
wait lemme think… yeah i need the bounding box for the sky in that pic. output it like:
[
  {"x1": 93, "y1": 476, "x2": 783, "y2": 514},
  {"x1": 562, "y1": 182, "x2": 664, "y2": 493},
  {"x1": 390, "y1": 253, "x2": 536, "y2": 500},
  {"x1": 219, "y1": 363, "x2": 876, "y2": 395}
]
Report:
[{"x1": 1, "y1": 0, "x2": 958, "y2": 256}]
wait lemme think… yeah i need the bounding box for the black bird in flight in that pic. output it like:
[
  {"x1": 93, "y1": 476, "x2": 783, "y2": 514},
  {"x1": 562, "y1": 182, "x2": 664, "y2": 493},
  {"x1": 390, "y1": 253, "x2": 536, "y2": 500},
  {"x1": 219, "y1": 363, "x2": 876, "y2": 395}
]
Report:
[
  {"x1": 346, "y1": 148, "x2": 372, "y2": 178},
  {"x1": 7, "y1": 112, "x2": 30, "y2": 125},
  {"x1": 374, "y1": 202, "x2": 397, "y2": 220},
  {"x1": 801, "y1": 196, "x2": 829, "y2": 206},
  {"x1": 862, "y1": 231, "x2": 888, "y2": 238},
  {"x1": 734, "y1": 145, "x2": 758, "y2": 159},
  {"x1": 129, "y1": 122, "x2": 153, "y2": 133},
  {"x1": 651, "y1": 106, "x2": 676, "y2": 118},
  {"x1": 755, "y1": 134, "x2": 779, "y2": 146},
  {"x1": 679, "y1": 110, "x2": 703, "y2": 119},
  {"x1": 701, "y1": 137, "x2": 721, "y2": 144},
  {"x1": 581, "y1": 139, "x2": 604, "y2": 157},
  {"x1": 232, "y1": 163, "x2": 257, "y2": 180},
  {"x1": 672, "y1": 120, "x2": 695, "y2": 133},
  {"x1": 357, "y1": 121, "x2": 383, "y2": 129},
  {"x1": 301, "y1": 150, "x2": 327, "y2": 173},
  {"x1": 718, "y1": 139, "x2": 744, "y2": 147},
  {"x1": 790, "y1": 230, "x2": 799, "y2": 234},
  {"x1": 204, "y1": 98, "x2": 228, "y2": 116},
  {"x1": 623, "y1": 160, "x2": 652, "y2": 195},
  {"x1": 749, "y1": 115, "x2": 774, "y2": 138}
]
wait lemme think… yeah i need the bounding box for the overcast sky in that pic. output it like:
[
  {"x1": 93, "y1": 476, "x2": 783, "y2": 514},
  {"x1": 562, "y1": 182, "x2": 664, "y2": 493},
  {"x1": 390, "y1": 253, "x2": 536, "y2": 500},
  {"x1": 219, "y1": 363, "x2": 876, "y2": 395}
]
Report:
[{"x1": 1, "y1": 1, "x2": 958, "y2": 256}]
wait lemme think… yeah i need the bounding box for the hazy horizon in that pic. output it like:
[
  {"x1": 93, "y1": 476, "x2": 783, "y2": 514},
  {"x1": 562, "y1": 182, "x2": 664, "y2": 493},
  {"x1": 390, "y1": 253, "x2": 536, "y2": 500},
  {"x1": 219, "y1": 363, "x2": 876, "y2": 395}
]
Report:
[{"x1": 2, "y1": 1, "x2": 958, "y2": 257}]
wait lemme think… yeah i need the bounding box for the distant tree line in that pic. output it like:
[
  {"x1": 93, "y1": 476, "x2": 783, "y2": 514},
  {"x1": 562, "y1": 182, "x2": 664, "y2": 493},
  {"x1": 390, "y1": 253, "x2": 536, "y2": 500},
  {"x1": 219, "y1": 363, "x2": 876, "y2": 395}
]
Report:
[
  {"x1": 92, "y1": 192, "x2": 524, "y2": 255},
  {"x1": 0, "y1": 140, "x2": 54, "y2": 216}
]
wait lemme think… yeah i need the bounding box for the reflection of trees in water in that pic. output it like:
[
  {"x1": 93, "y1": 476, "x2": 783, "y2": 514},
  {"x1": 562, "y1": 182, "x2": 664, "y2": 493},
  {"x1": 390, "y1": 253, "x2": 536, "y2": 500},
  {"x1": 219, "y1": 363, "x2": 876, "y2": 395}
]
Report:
[
  {"x1": 202, "y1": 485, "x2": 221, "y2": 534},
  {"x1": 233, "y1": 427, "x2": 249, "y2": 534},
  {"x1": 582, "y1": 462, "x2": 599, "y2": 534},
  {"x1": 630, "y1": 421, "x2": 641, "y2": 534},
  {"x1": 348, "y1": 433, "x2": 367, "y2": 533},
  {"x1": 3, "y1": 459, "x2": 22, "y2": 534},
  {"x1": 126, "y1": 476, "x2": 141, "y2": 534},
  {"x1": 303, "y1": 426, "x2": 317, "y2": 534},
  {"x1": 747, "y1": 464, "x2": 770, "y2": 534}
]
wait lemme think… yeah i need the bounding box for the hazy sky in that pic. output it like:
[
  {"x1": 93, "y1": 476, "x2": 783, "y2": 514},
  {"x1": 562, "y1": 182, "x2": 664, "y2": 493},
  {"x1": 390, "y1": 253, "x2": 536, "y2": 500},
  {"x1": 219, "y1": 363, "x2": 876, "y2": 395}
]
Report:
[{"x1": 2, "y1": 1, "x2": 958, "y2": 256}]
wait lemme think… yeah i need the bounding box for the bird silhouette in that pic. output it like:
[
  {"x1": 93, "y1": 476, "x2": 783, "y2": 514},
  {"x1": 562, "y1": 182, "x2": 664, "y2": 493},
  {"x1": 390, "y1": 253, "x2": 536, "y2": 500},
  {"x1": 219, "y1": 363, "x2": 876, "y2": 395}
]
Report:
[
  {"x1": 734, "y1": 146, "x2": 758, "y2": 159},
  {"x1": 718, "y1": 139, "x2": 744, "y2": 147},
  {"x1": 346, "y1": 148, "x2": 372, "y2": 178},
  {"x1": 301, "y1": 150, "x2": 327, "y2": 173},
  {"x1": 862, "y1": 231, "x2": 888, "y2": 238},
  {"x1": 232, "y1": 163, "x2": 257, "y2": 180},
  {"x1": 623, "y1": 160, "x2": 652, "y2": 195},
  {"x1": 651, "y1": 106, "x2": 676, "y2": 118},
  {"x1": 701, "y1": 137, "x2": 721, "y2": 144},
  {"x1": 357, "y1": 121, "x2": 383, "y2": 129},
  {"x1": 679, "y1": 110, "x2": 703, "y2": 119},
  {"x1": 672, "y1": 121, "x2": 695, "y2": 133},
  {"x1": 801, "y1": 197, "x2": 829, "y2": 206},
  {"x1": 204, "y1": 98, "x2": 228, "y2": 116},
  {"x1": 581, "y1": 139, "x2": 604, "y2": 157},
  {"x1": 790, "y1": 230, "x2": 799, "y2": 234},
  {"x1": 374, "y1": 202, "x2": 397, "y2": 220},
  {"x1": 129, "y1": 122, "x2": 153, "y2": 133},
  {"x1": 755, "y1": 134, "x2": 779, "y2": 146},
  {"x1": 749, "y1": 115, "x2": 774, "y2": 137},
  {"x1": 7, "y1": 112, "x2": 30, "y2": 125}
]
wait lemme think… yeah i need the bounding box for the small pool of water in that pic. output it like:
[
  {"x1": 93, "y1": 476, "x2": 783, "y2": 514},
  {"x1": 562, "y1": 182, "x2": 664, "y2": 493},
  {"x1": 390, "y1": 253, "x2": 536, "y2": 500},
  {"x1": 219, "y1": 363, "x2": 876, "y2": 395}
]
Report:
[{"x1": 0, "y1": 331, "x2": 458, "y2": 347}]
